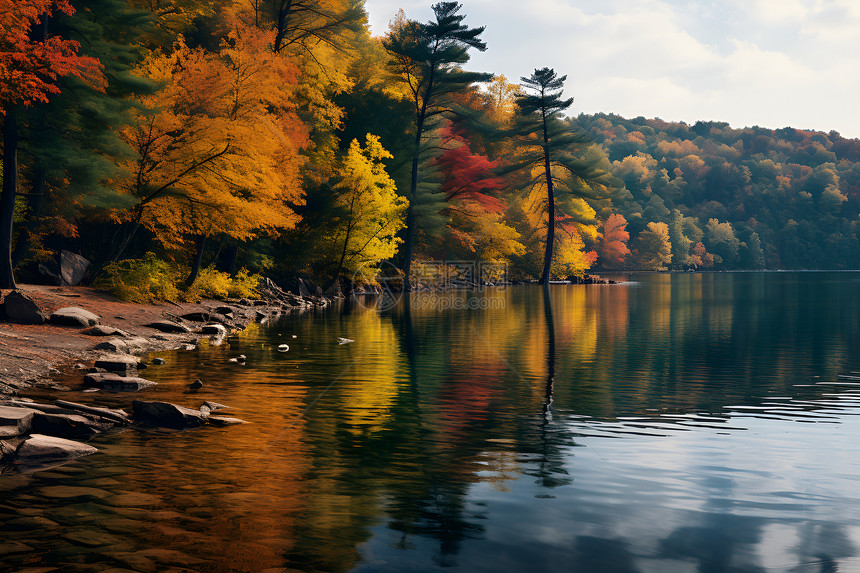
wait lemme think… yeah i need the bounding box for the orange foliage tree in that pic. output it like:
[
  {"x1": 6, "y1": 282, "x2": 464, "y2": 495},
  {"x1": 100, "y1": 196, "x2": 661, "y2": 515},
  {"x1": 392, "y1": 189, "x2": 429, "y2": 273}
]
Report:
[{"x1": 117, "y1": 24, "x2": 308, "y2": 282}]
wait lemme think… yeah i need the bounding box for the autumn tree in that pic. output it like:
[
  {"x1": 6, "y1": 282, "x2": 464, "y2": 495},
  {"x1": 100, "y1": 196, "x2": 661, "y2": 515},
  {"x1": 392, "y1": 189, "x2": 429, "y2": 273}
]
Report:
[
  {"x1": 324, "y1": 135, "x2": 408, "y2": 282},
  {"x1": 0, "y1": 0, "x2": 104, "y2": 288},
  {"x1": 634, "y1": 222, "x2": 672, "y2": 270},
  {"x1": 598, "y1": 213, "x2": 630, "y2": 269},
  {"x1": 383, "y1": 2, "x2": 491, "y2": 287},
  {"x1": 504, "y1": 67, "x2": 613, "y2": 283},
  {"x1": 12, "y1": 0, "x2": 154, "y2": 269},
  {"x1": 705, "y1": 218, "x2": 740, "y2": 267},
  {"x1": 119, "y1": 25, "x2": 307, "y2": 283}
]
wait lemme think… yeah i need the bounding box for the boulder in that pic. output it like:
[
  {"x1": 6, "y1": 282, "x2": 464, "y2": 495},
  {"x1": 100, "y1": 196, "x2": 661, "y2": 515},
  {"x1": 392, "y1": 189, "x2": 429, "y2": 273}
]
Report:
[
  {"x1": 82, "y1": 325, "x2": 128, "y2": 337},
  {"x1": 151, "y1": 358, "x2": 165, "y2": 365},
  {"x1": 94, "y1": 355, "x2": 139, "y2": 374},
  {"x1": 132, "y1": 401, "x2": 208, "y2": 429},
  {"x1": 201, "y1": 323, "x2": 228, "y2": 336},
  {"x1": 50, "y1": 306, "x2": 100, "y2": 327},
  {"x1": 214, "y1": 305, "x2": 234, "y2": 316},
  {"x1": 145, "y1": 320, "x2": 191, "y2": 333},
  {"x1": 180, "y1": 311, "x2": 211, "y2": 322},
  {"x1": 92, "y1": 336, "x2": 149, "y2": 354},
  {"x1": 0, "y1": 426, "x2": 21, "y2": 438},
  {"x1": 14, "y1": 434, "x2": 98, "y2": 462},
  {"x1": 59, "y1": 250, "x2": 91, "y2": 286},
  {"x1": 199, "y1": 401, "x2": 229, "y2": 415},
  {"x1": 30, "y1": 412, "x2": 105, "y2": 438},
  {"x1": 1, "y1": 290, "x2": 47, "y2": 324},
  {"x1": 54, "y1": 400, "x2": 131, "y2": 424},
  {"x1": 0, "y1": 405, "x2": 36, "y2": 432},
  {"x1": 83, "y1": 372, "x2": 157, "y2": 392}
]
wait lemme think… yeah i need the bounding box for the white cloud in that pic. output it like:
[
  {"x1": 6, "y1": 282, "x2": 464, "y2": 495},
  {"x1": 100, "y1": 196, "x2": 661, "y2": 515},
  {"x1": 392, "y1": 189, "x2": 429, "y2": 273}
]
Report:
[{"x1": 363, "y1": 0, "x2": 860, "y2": 136}]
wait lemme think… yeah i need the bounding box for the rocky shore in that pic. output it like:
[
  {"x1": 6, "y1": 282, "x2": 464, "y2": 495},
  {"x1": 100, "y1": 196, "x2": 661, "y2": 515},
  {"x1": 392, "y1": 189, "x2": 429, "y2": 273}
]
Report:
[{"x1": 0, "y1": 279, "x2": 339, "y2": 473}]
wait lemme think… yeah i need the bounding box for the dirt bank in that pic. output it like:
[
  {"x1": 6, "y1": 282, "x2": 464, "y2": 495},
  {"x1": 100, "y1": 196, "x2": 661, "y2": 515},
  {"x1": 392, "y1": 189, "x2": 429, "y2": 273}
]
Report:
[{"x1": 0, "y1": 284, "x2": 309, "y2": 397}]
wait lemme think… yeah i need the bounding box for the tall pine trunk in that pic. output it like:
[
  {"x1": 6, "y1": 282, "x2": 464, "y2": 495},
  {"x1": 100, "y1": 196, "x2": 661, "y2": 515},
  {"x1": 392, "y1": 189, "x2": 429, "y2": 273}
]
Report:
[
  {"x1": 539, "y1": 111, "x2": 555, "y2": 285},
  {"x1": 0, "y1": 108, "x2": 19, "y2": 289},
  {"x1": 542, "y1": 284, "x2": 555, "y2": 417}
]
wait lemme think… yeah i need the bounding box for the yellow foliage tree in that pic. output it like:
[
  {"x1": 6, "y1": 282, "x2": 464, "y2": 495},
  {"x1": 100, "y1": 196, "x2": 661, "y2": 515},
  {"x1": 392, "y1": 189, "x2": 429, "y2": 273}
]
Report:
[{"x1": 325, "y1": 134, "x2": 407, "y2": 282}]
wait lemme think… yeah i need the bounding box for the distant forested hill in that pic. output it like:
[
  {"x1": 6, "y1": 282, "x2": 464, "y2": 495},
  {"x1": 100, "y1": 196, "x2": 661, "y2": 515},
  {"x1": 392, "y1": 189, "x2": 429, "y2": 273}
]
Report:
[{"x1": 576, "y1": 113, "x2": 860, "y2": 270}]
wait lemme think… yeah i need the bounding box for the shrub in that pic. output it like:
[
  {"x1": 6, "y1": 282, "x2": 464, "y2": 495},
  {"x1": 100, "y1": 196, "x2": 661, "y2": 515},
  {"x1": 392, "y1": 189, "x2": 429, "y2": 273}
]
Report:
[
  {"x1": 96, "y1": 253, "x2": 180, "y2": 303},
  {"x1": 183, "y1": 266, "x2": 261, "y2": 302},
  {"x1": 227, "y1": 268, "x2": 261, "y2": 298}
]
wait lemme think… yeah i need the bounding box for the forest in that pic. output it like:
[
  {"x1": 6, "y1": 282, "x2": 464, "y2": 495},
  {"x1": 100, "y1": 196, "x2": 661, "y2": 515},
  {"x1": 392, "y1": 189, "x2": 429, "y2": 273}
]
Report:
[{"x1": 2, "y1": 0, "x2": 859, "y2": 300}]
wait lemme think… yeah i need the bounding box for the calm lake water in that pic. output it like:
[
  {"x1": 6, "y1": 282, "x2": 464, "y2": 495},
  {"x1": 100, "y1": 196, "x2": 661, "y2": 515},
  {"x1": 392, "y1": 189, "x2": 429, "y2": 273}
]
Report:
[{"x1": 3, "y1": 272, "x2": 860, "y2": 572}]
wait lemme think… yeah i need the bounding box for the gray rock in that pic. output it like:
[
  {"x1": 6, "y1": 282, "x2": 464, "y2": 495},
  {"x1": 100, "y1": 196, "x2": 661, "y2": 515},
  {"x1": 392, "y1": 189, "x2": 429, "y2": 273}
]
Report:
[
  {"x1": 132, "y1": 401, "x2": 208, "y2": 429},
  {"x1": 83, "y1": 372, "x2": 157, "y2": 392},
  {"x1": 0, "y1": 425, "x2": 23, "y2": 438},
  {"x1": 201, "y1": 323, "x2": 228, "y2": 336},
  {"x1": 82, "y1": 325, "x2": 128, "y2": 337},
  {"x1": 14, "y1": 434, "x2": 98, "y2": 461},
  {"x1": 0, "y1": 405, "x2": 36, "y2": 432},
  {"x1": 92, "y1": 336, "x2": 149, "y2": 354},
  {"x1": 214, "y1": 305, "x2": 234, "y2": 317},
  {"x1": 145, "y1": 320, "x2": 191, "y2": 333},
  {"x1": 54, "y1": 400, "x2": 131, "y2": 424},
  {"x1": 30, "y1": 412, "x2": 105, "y2": 438},
  {"x1": 180, "y1": 311, "x2": 211, "y2": 322},
  {"x1": 207, "y1": 416, "x2": 247, "y2": 426},
  {"x1": 50, "y1": 306, "x2": 100, "y2": 327},
  {"x1": 1, "y1": 290, "x2": 47, "y2": 324},
  {"x1": 59, "y1": 250, "x2": 91, "y2": 286},
  {"x1": 94, "y1": 355, "x2": 139, "y2": 374},
  {"x1": 199, "y1": 401, "x2": 229, "y2": 414}
]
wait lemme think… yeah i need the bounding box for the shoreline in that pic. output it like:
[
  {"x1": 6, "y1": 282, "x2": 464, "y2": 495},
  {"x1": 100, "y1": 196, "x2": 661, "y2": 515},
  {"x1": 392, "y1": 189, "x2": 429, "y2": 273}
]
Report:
[{"x1": 0, "y1": 283, "x2": 328, "y2": 398}]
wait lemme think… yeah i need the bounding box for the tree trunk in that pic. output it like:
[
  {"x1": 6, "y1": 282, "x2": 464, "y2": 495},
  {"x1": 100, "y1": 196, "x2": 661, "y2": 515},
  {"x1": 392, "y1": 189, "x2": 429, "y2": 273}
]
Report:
[
  {"x1": 539, "y1": 142, "x2": 555, "y2": 285},
  {"x1": 542, "y1": 285, "x2": 555, "y2": 417},
  {"x1": 226, "y1": 245, "x2": 239, "y2": 276},
  {"x1": 401, "y1": 135, "x2": 421, "y2": 291},
  {"x1": 0, "y1": 108, "x2": 19, "y2": 289},
  {"x1": 185, "y1": 235, "x2": 207, "y2": 287},
  {"x1": 12, "y1": 164, "x2": 46, "y2": 266}
]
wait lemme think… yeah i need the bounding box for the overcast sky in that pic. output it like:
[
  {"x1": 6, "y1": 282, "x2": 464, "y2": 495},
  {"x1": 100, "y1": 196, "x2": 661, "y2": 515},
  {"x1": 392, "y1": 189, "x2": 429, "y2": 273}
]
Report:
[{"x1": 363, "y1": 0, "x2": 860, "y2": 138}]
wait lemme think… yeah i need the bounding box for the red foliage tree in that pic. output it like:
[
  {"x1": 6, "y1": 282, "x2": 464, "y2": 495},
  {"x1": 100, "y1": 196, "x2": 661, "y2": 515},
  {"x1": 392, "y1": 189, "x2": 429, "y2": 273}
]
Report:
[
  {"x1": 437, "y1": 124, "x2": 506, "y2": 213},
  {"x1": 599, "y1": 213, "x2": 630, "y2": 268}
]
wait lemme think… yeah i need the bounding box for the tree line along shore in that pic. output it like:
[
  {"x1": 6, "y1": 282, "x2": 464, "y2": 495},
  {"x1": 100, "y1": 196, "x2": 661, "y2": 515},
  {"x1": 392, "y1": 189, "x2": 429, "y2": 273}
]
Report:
[{"x1": 2, "y1": 1, "x2": 859, "y2": 306}]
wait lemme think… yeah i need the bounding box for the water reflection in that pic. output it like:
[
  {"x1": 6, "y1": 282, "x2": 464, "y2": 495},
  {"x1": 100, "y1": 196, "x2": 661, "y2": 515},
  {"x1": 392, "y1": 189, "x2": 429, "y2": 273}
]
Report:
[{"x1": 2, "y1": 273, "x2": 860, "y2": 571}]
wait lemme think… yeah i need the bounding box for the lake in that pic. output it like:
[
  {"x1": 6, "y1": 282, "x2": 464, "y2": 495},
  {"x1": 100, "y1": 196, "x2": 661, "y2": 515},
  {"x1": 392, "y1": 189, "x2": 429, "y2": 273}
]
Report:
[{"x1": 3, "y1": 272, "x2": 860, "y2": 572}]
